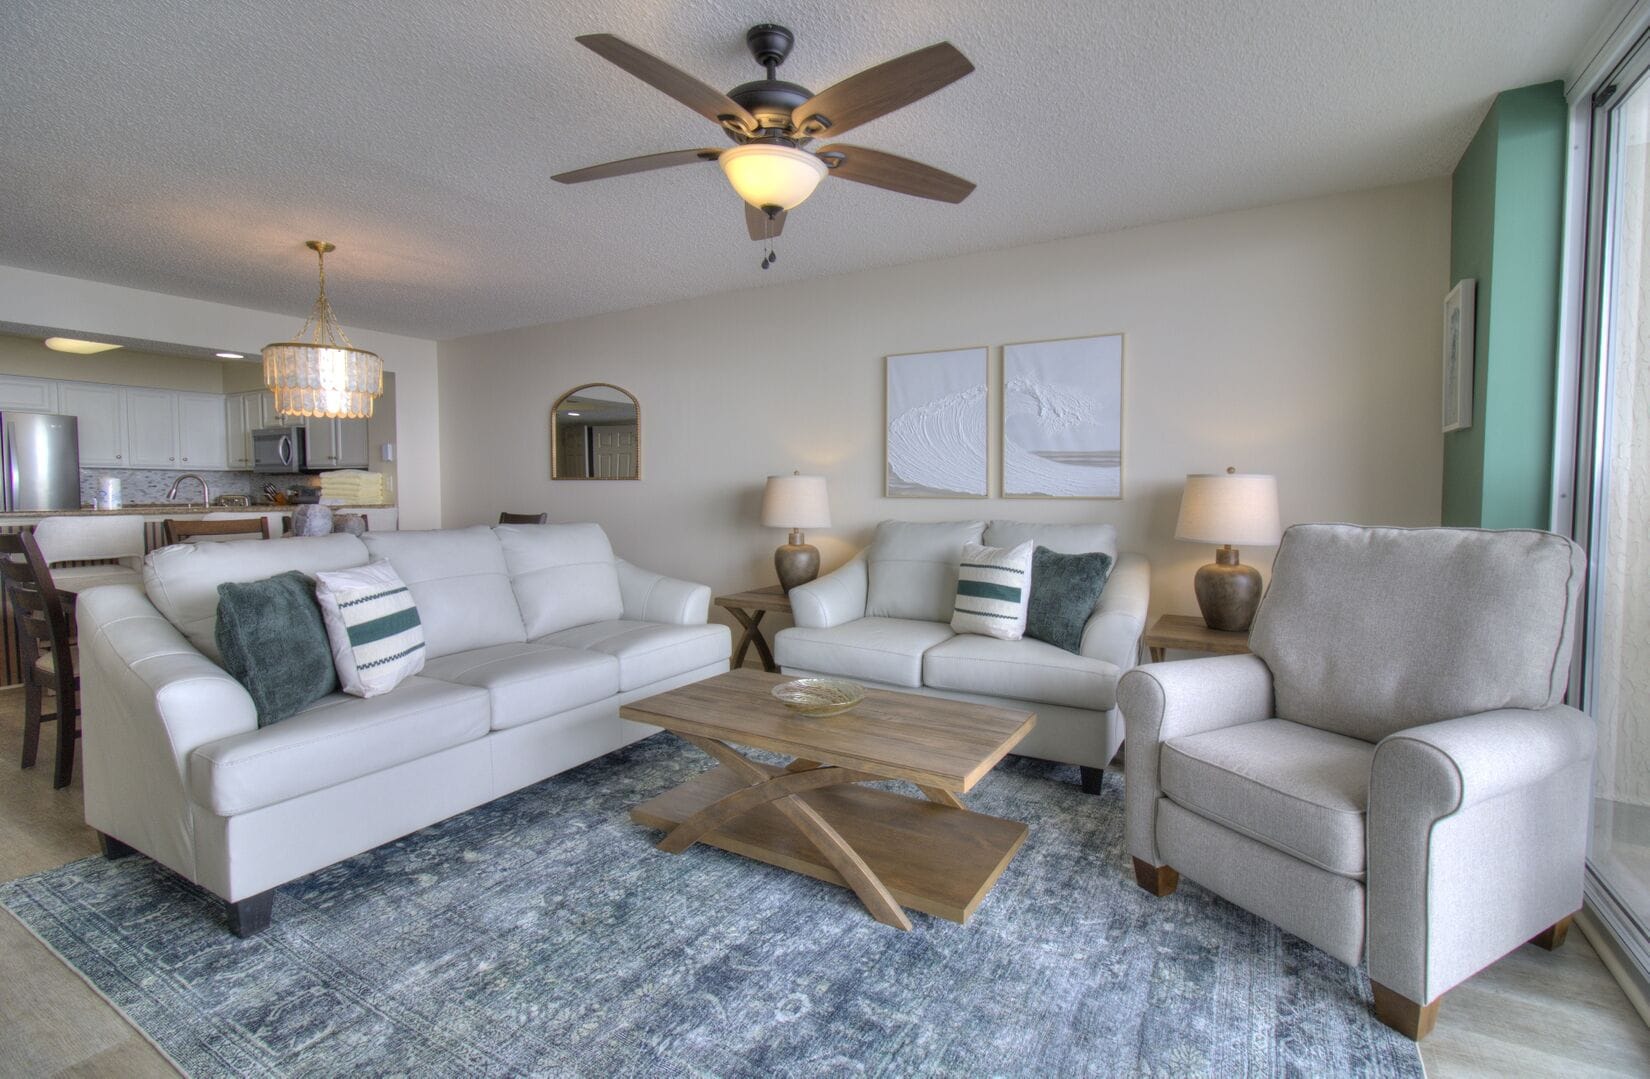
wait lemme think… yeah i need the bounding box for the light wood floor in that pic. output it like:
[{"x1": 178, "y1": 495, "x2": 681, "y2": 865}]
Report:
[{"x1": 0, "y1": 691, "x2": 1646, "y2": 1077}]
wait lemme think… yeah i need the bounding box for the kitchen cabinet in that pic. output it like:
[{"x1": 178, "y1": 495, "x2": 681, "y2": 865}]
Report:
[
  {"x1": 257, "y1": 391, "x2": 281, "y2": 428},
  {"x1": 226, "y1": 395, "x2": 250, "y2": 469},
  {"x1": 177, "y1": 392, "x2": 227, "y2": 469},
  {"x1": 303, "y1": 416, "x2": 369, "y2": 470},
  {"x1": 57, "y1": 383, "x2": 126, "y2": 465},
  {"x1": 123, "y1": 388, "x2": 179, "y2": 467},
  {"x1": 0, "y1": 376, "x2": 57, "y2": 414}
]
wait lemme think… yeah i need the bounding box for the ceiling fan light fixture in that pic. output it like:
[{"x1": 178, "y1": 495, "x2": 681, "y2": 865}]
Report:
[{"x1": 719, "y1": 144, "x2": 827, "y2": 212}]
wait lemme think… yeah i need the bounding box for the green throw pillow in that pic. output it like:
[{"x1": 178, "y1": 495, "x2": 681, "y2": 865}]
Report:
[
  {"x1": 1025, "y1": 546, "x2": 1115, "y2": 654},
  {"x1": 215, "y1": 571, "x2": 340, "y2": 726}
]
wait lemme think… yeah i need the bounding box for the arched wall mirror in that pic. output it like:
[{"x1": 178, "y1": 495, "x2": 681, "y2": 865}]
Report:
[{"x1": 551, "y1": 383, "x2": 640, "y2": 480}]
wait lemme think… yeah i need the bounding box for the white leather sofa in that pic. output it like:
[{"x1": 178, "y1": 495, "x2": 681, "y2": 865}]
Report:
[
  {"x1": 76, "y1": 523, "x2": 729, "y2": 935},
  {"x1": 774, "y1": 520, "x2": 1149, "y2": 790}
]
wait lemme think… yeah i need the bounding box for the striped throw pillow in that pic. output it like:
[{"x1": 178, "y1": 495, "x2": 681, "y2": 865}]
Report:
[
  {"x1": 950, "y1": 540, "x2": 1035, "y2": 640},
  {"x1": 313, "y1": 560, "x2": 426, "y2": 698}
]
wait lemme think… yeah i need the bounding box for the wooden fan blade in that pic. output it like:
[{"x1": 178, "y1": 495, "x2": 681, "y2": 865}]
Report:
[
  {"x1": 792, "y1": 42, "x2": 973, "y2": 138},
  {"x1": 744, "y1": 202, "x2": 786, "y2": 241},
  {"x1": 552, "y1": 149, "x2": 721, "y2": 184},
  {"x1": 577, "y1": 34, "x2": 758, "y2": 132},
  {"x1": 816, "y1": 144, "x2": 975, "y2": 203}
]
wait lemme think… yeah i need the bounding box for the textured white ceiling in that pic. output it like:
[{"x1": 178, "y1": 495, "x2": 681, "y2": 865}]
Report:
[{"x1": 0, "y1": 0, "x2": 1615, "y2": 340}]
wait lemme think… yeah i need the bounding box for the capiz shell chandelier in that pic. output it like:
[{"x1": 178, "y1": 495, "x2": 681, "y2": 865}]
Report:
[{"x1": 262, "y1": 241, "x2": 383, "y2": 419}]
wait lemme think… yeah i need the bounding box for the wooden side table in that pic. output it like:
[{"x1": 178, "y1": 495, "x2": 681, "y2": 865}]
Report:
[
  {"x1": 1143, "y1": 614, "x2": 1252, "y2": 662},
  {"x1": 714, "y1": 585, "x2": 792, "y2": 673}
]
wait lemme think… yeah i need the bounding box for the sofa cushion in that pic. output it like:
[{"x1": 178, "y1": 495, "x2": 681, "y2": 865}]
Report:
[
  {"x1": 537, "y1": 620, "x2": 729, "y2": 691},
  {"x1": 144, "y1": 534, "x2": 369, "y2": 662},
  {"x1": 1159, "y1": 718, "x2": 1373, "y2": 878},
  {"x1": 1025, "y1": 547, "x2": 1114, "y2": 654},
  {"x1": 421, "y1": 643, "x2": 618, "y2": 730},
  {"x1": 775, "y1": 616, "x2": 954, "y2": 687},
  {"x1": 951, "y1": 540, "x2": 1034, "y2": 640},
  {"x1": 1250, "y1": 524, "x2": 1587, "y2": 742},
  {"x1": 983, "y1": 521, "x2": 1118, "y2": 560},
  {"x1": 922, "y1": 633, "x2": 1121, "y2": 710},
  {"x1": 496, "y1": 523, "x2": 624, "y2": 637},
  {"x1": 214, "y1": 571, "x2": 339, "y2": 726},
  {"x1": 865, "y1": 520, "x2": 985, "y2": 622},
  {"x1": 187, "y1": 675, "x2": 490, "y2": 816},
  {"x1": 362, "y1": 527, "x2": 526, "y2": 660}
]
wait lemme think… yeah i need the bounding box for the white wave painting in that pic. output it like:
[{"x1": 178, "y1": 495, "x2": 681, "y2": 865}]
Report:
[
  {"x1": 886, "y1": 347, "x2": 988, "y2": 497},
  {"x1": 1003, "y1": 334, "x2": 1123, "y2": 498}
]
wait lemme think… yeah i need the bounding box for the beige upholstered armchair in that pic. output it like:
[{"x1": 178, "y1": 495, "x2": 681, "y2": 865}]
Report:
[{"x1": 1117, "y1": 524, "x2": 1593, "y2": 1040}]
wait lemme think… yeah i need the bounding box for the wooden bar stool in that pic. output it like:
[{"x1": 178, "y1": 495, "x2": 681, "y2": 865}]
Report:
[
  {"x1": 163, "y1": 517, "x2": 271, "y2": 545},
  {"x1": 498, "y1": 512, "x2": 548, "y2": 524},
  {"x1": 0, "y1": 531, "x2": 79, "y2": 788}
]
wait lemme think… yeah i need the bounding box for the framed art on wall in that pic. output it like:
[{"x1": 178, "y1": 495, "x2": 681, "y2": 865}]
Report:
[
  {"x1": 1001, "y1": 333, "x2": 1124, "y2": 498},
  {"x1": 1442, "y1": 279, "x2": 1476, "y2": 433},
  {"x1": 885, "y1": 346, "x2": 988, "y2": 498}
]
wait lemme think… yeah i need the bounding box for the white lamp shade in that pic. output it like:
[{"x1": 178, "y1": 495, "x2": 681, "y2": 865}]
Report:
[
  {"x1": 720, "y1": 144, "x2": 828, "y2": 211},
  {"x1": 1175, "y1": 473, "x2": 1282, "y2": 547},
  {"x1": 761, "y1": 474, "x2": 831, "y2": 529}
]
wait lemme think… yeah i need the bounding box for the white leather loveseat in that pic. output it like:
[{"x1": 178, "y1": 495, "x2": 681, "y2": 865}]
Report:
[
  {"x1": 76, "y1": 523, "x2": 729, "y2": 935},
  {"x1": 774, "y1": 520, "x2": 1149, "y2": 791}
]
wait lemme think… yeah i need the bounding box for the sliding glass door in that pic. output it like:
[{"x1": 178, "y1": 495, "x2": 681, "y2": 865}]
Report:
[{"x1": 1574, "y1": 38, "x2": 1650, "y2": 982}]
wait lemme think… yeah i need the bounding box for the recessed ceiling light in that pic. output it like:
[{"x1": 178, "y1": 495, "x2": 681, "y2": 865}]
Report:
[
  {"x1": 215, "y1": 351, "x2": 246, "y2": 359},
  {"x1": 44, "y1": 337, "x2": 122, "y2": 354}
]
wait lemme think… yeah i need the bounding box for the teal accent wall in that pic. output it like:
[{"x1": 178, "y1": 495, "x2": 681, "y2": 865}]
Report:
[{"x1": 1443, "y1": 81, "x2": 1568, "y2": 528}]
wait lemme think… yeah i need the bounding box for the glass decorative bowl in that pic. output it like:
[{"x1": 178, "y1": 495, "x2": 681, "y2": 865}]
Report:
[{"x1": 771, "y1": 677, "x2": 865, "y2": 718}]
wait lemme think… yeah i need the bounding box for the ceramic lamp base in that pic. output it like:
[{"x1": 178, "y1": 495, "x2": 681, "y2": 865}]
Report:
[
  {"x1": 1194, "y1": 546, "x2": 1263, "y2": 632},
  {"x1": 775, "y1": 529, "x2": 820, "y2": 592}
]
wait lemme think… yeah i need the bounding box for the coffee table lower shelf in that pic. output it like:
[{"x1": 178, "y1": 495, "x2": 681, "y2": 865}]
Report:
[{"x1": 632, "y1": 761, "x2": 1028, "y2": 924}]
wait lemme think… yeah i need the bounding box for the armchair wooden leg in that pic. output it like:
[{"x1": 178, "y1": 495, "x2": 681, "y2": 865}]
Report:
[
  {"x1": 1371, "y1": 981, "x2": 1441, "y2": 1041},
  {"x1": 1131, "y1": 857, "x2": 1179, "y2": 896},
  {"x1": 1080, "y1": 766, "x2": 1104, "y2": 795},
  {"x1": 97, "y1": 832, "x2": 134, "y2": 860},
  {"x1": 227, "y1": 891, "x2": 275, "y2": 938},
  {"x1": 1531, "y1": 914, "x2": 1574, "y2": 951}
]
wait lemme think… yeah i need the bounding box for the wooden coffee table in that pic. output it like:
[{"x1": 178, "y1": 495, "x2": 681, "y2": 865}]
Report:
[{"x1": 624, "y1": 669, "x2": 1036, "y2": 930}]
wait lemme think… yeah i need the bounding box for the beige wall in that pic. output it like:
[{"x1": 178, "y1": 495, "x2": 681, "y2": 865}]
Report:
[
  {"x1": 0, "y1": 266, "x2": 442, "y2": 528},
  {"x1": 437, "y1": 179, "x2": 1451, "y2": 630},
  {"x1": 0, "y1": 333, "x2": 229, "y2": 392}
]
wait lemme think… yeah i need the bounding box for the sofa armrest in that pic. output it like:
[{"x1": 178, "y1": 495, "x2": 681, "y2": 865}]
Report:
[
  {"x1": 1116, "y1": 653, "x2": 1275, "y2": 865},
  {"x1": 615, "y1": 559, "x2": 712, "y2": 625},
  {"x1": 788, "y1": 556, "x2": 868, "y2": 629},
  {"x1": 77, "y1": 584, "x2": 258, "y2": 882},
  {"x1": 1366, "y1": 705, "x2": 1595, "y2": 1005},
  {"x1": 1081, "y1": 552, "x2": 1149, "y2": 669}
]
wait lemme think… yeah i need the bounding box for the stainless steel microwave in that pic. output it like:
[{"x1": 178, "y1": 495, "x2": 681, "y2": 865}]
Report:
[{"x1": 252, "y1": 425, "x2": 306, "y2": 473}]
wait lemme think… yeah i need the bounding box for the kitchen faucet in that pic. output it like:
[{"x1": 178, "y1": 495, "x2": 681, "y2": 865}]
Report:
[{"x1": 167, "y1": 473, "x2": 211, "y2": 506}]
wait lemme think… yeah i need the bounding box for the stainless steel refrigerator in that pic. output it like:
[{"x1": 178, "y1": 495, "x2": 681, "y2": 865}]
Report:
[{"x1": 2, "y1": 411, "x2": 81, "y2": 511}]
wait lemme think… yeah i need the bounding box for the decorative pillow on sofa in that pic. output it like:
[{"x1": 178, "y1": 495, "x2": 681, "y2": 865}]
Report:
[
  {"x1": 313, "y1": 560, "x2": 427, "y2": 698},
  {"x1": 215, "y1": 571, "x2": 339, "y2": 726},
  {"x1": 950, "y1": 541, "x2": 1034, "y2": 640},
  {"x1": 1025, "y1": 546, "x2": 1115, "y2": 654}
]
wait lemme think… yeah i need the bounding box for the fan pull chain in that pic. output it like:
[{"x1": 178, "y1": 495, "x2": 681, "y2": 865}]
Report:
[{"x1": 760, "y1": 212, "x2": 779, "y2": 270}]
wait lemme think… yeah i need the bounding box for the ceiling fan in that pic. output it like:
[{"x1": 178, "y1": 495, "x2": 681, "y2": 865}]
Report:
[{"x1": 552, "y1": 24, "x2": 976, "y2": 261}]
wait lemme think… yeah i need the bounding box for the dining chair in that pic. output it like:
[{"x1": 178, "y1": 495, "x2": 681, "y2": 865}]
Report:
[
  {"x1": 31, "y1": 515, "x2": 145, "y2": 592},
  {"x1": 498, "y1": 512, "x2": 548, "y2": 525},
  {"x1": 0, "y1": 531, "x2": 79, "y2": 788},
  {"x1": 163, "y1": 517, "x2": 271, "y2": 545}
]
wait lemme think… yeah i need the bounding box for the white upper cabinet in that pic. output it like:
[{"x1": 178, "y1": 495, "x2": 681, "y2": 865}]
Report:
[
  {"x1": 123, "y1": 388, "x2": 179, "y2": 467},
  {"x1": 177, "y1": 392, "x2": 227, "y2": 469},
  {"x1": 226, "y1": 394, "x2": 252, "y2": 469},
  {"x1": 257, "y1": 391, "x2": 281, "y2": 428},
  {"x1": 56, "y1": 382, "x2": 125, "y2": 466},
  {"x1": 302, "y1": 416, "x2": 369, "y2": 470},
  {"x1": 0, "y1": 376, "x2": 58, "y2": 414}
]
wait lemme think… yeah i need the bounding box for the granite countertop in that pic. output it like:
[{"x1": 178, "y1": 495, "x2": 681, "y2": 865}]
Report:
[{"x1": 0, "y1": 503, "x2": 397, "y2": 519}]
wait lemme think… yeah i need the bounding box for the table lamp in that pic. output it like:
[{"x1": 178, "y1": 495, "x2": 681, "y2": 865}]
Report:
[
  {"x1": 1174, "y1": 468, "x2": 1282, "y2": 632},
  {"x1": 761, "y1": 472, "x2": 831, "y2": 591}
]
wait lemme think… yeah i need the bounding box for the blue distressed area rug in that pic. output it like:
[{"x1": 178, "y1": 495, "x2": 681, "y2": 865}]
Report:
[{"x1": 1, "y1": 735, "x2": 1421, "y2": 1077}]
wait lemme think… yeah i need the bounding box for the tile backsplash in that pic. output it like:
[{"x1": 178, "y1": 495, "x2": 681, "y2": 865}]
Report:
[{"x1": 77, "y1": 468, "x2": 313, "y2": 506}]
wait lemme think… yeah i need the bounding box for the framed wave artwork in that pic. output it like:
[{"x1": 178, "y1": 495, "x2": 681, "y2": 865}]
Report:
[
  {"x1": 1001, "y1": 333, "x2": 1124, "y2": 499},
  {"x1": 885, "y1": 346, "x2": 988, "y2": 498}
]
